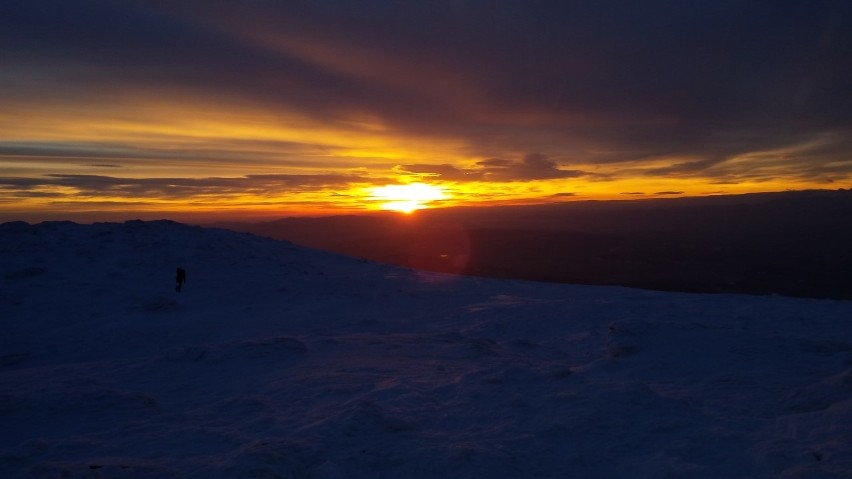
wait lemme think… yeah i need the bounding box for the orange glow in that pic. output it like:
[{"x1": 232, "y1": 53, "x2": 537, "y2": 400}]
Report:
[
  {"x1": 368, "y1": 183, "x2": 449, "y2": 213},
  {"x1": 0, "y1": 89, "x2": 848, "y2": 223}
]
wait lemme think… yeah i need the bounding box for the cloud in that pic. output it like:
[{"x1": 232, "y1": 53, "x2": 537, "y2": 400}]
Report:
[
  {"x1": 644, "y1": 158, "x2": 728, "y2": 177},
  {"x1": 5, "y1": 1, "x2": 849, "y2": 148},
  {"x1": 0, "y1": 139, "x2": 338, "y2": 169},
  {"x1": 653, "y1": 191, "x2": 684, "y2": 196},
  {"x1": 0, "y1": 173, "x2": 385, "y2": 201},
  {"x1": 400, "y1": 154, "x2": 590, "y2": 182},
  {"x1": 1, "y1": 0, "x2": 850, "y2": 217}
]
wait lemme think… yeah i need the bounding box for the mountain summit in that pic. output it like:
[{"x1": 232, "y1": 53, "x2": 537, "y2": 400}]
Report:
[{"x1": 2, "y1": 220, "x2": 851, "y2": 478}]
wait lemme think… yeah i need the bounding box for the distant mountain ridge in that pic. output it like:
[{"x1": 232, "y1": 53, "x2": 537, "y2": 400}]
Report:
[{"x1": 212, "y1": 189, "x2": 852, "y2": 299}]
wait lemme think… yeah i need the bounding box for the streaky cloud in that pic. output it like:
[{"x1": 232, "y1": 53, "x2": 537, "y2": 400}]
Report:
[
  {"x1": 0, "y1": 173, "x2": 386, "y2": 200},
  {"x1": 400, "y1": 153, "x2": 590, "y2": 182}
]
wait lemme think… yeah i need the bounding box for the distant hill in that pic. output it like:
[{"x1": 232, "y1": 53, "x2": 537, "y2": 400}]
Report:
[{"x1": 212, "y1": 189, "x2": 852, "y2": 299}]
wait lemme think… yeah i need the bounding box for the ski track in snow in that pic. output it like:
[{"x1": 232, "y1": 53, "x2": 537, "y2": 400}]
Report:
[{"x1": 1, "y1": 220, "x2": 851, "y2": 478}]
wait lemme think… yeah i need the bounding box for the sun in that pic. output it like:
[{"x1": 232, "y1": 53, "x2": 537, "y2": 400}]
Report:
[{"x1": 368, "y1": 183, "x2": 448, "y2": 213}]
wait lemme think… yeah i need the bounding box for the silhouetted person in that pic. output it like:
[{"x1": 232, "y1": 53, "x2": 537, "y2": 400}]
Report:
[{"x1": 176, "y1": 267, "x2": 186, "y2": 292}]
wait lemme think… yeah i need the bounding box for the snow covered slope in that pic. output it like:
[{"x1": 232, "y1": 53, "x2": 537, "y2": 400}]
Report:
[{"x1": 1, "y1": 220, "x2": 851, "y2": 478}]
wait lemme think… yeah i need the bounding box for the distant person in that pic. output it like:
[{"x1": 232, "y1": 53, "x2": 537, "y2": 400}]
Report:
[{"x1": 176, "y1": 267, "x2": 186, "y2": 292}]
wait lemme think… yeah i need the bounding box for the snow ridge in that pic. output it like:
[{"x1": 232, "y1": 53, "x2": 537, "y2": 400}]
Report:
[{"x1": 1, "y1": 220, "x2": 851, "y2": 478}]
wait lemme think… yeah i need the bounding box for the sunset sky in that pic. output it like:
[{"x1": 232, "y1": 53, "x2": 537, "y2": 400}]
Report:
[{"x1": 2, "y1": 0, "x2": 851, "y2": 221}]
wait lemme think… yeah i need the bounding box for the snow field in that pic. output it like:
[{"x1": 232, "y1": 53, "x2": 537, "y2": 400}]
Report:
[{"x1": 1, "y1": 220, "x2": 851, "y2": 478}]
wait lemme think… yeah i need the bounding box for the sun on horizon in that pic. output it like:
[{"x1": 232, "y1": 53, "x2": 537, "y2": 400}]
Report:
[{"x1": 367, "y1": 182, "x2": 449, "y2": 214}]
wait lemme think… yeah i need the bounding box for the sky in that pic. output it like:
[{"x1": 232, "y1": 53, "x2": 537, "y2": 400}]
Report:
[{"x1": 1, "y1": 0, "x2": 851, "y2": 220}]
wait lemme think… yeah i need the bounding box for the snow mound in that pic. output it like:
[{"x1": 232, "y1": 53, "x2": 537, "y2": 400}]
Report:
[{"x1": 1, "y1": 220, "x2": 851, "y2": 478}]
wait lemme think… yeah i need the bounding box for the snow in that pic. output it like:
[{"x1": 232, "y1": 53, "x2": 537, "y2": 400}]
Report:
[{"x1": 1, "y1": 219, "x2": 851, "y2": 478}]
